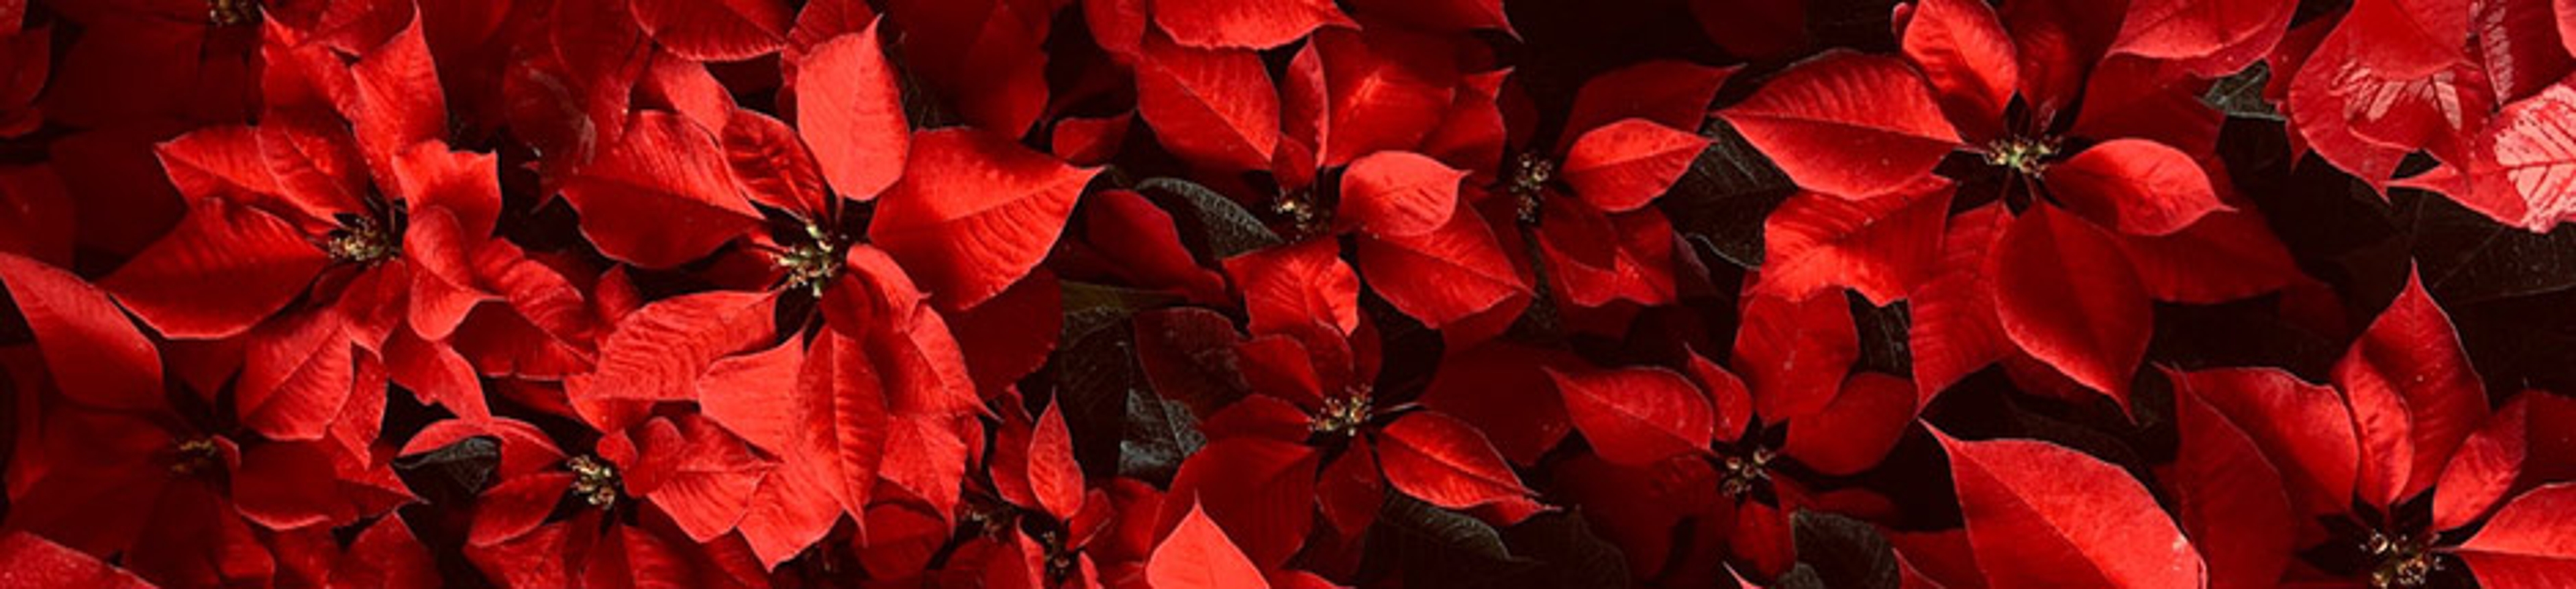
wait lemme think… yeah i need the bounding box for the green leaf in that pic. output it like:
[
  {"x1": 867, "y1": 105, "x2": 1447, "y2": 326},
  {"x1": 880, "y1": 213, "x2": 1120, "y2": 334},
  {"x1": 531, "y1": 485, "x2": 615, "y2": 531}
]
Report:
[
  {"x1": 1499, "y1": 512, "x2": 1630, "y2": 589},
  {"x1": 1118, "y1": 389, "x2": 1206, "y2": 486},
  {"x1": 1660, "y1": 119, "x2": 1796, "y2": 269},
  {"x1": 1789, "y1": 510, "x2": 1901, "y2": 589},
  {"x1": 1364, "y1": 495, "x2": 1535, "y2": 587},
  {"x1": 2200, "y1": 62, "x2": 2282, "y2": 121},
  {"x1": 1136, "y1": 177, "x2": 1283, "y2": 260},
  {"x1": 394, "y1": 435, "x2": 500, "y2": 506}
]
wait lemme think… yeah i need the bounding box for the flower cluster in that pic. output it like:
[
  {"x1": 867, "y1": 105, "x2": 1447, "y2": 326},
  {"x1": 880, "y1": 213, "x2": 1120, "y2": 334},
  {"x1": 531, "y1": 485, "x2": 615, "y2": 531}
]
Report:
[{"x1": 2, "y1": 0, "x2": 2575, "y2": 588}]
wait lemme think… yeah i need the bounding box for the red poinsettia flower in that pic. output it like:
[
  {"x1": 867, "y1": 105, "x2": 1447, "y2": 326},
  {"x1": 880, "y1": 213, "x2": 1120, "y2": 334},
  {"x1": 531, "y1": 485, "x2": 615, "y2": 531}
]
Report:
[
  {"x1": 1110, "y1": 22, "x2": 1536, "y2": 344},
  {"x1": 1721, "y1": 0, "x2": 2304, "y2": 407},
  {"x1": 1493, "y1": 59, "x2": 1729, "y2": 312},
  {"x1": 405, "y1": 415, "x2": 770, "y2": 588},
  {"x1": 1547, "y1": 288, "x2": 1915, "y2": 585},
  {"x1": 101, "y1": 13, "x2": 524, "y2": 438},
  {"x1": 2277, "y1": 0, "x2": 2576, "y2": 231},
  {"x1": 2165, "y1": 270, "x2": 2576, "y2": 588},
  {"x1": 920, "y1": 392, "x2": 1156, "y2": 588},
  {"x1": 1, "y1": 254, "x2": 409, "y2": 588},
  {"x1": 1137, "y1": 240, "x2": 1542, "y2": 573}
]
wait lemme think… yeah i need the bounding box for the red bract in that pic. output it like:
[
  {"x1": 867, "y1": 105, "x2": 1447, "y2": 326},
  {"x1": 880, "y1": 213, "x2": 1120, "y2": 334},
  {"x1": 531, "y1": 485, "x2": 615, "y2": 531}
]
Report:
[
  {"x1": 2166, "y1": 270, "x2": 2576, "y2": 588},
  {"x1": 1721, "y1": 0, "x2": 2302, "y2": 406},
  {"x1": 17, "y1": 0, "x2": 2576, "y2": 586}
]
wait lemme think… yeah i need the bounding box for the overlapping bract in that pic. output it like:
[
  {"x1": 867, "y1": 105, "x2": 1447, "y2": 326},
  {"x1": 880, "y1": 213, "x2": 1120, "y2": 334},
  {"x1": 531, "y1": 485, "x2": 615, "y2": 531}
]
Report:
[{"x1": 2, "y1": 0, "x2": 2576, "y2": 588}]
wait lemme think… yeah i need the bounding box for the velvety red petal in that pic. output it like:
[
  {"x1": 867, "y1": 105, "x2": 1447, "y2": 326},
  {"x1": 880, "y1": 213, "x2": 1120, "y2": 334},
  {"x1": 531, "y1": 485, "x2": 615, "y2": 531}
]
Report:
[
  {"x1": 0, "y1": 252, "x2": 163, "y2": 411},
  {"x1": 1782, "y1": 372, "x2": 1917, "y2": 476},
  {"x1": 2332, "y1": 269, "x2": 2487, "y2": 505},
  {"x1": 1908, "y1": 203, "x2": 2012, "y2": 402},
  {"x1": 2456, "y1": 482, "x2": 2576, "y2": 588},
  {"x1": 1934, "y1": 429, "x2": 2208, "y2": 589},
  {"x1": 2169, "y1": 367, "x2": 2361, "y2": 513},
  {"x1": 1756, "y1": 178, "x2": 1951, "y2": 305},
  {"x1": 1717, "y1": 52, "x2": 1960, "y2": 199},
  {"x1": 558, "y1": 112, "x2": 763, "y2": 268},
  {"x1": 1560, "y1": 119, "x2": 1710, "y2": 213},
  {"x1": 1134, "y1": 37, "x2": 1280, "y2": 172},
  {"x1": 2041, "y1": 140, "x2": 2230, "y2": 236},
  {"x1": 1338, "y1": 150, "x2": 1464, "y2": 237},
  {"x1": 1160, "y1": 437, "x2": 1319, "y2": 570},
  {"x1": 794, "y1": 21, "x2": 908, "y2": 202},
  {"x1": 1546, "y1": 365, "x2": 1713, "y2": 467},
  {"x1": 1900, "y1": 0, "x2": 2018, "y2": 135},
  {"x1": 627, "y1": 416, "x2": 770, "y2": 543},
  {"x1": 1223, "y1": 239, "x2": 1361, "y2": 338},
  {"x1": 1151, "y1": 0, "x2": 1353, "y2": 49},
  {"x1": 632, "y1": 0, "x2": 790, "y2": 61},
  {"x1": 721, "y1": 109, "x2": 830, "y2": 219},
  {"x1": 1987, "y1": 206, "x2": 2151, "y2": 409},
  {"x1": 1356, "y1": 199, "x2": 1529, "y2": 332},
  {"x1": 1146, "y1": 500, "x2": 1271, "y2": 589},
  {"x1": 1733, "y1": 289, "x2": 1858, "y2": 421},
  {"x1": 2165, "y1": 374, "x2": 2297, "y2": 589},
  {"x1": 869, "y1": 127, "x2": 1100, "y2": 311},
  {"x1": 1375, "y1": 411, "x2": 1534, "y2": 511},
  {"x1": 0, "y1": 531, "x2": 154, "y2": 588},
  {"x1": 1562, "y1": 60, "x2": 1733, "y2": 148},
  {"x1": 569, "y1": 290, "x2": 776, "y2": 430},
  {"x1": 105, "y1": 199, "x2": 331, "y2": 339}
]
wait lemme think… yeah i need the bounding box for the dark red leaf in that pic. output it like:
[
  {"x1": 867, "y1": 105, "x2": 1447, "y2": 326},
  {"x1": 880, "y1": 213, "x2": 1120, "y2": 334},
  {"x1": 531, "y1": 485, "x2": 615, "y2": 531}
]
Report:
[{"x1": 1546, "y1": 365, "x2": 1714, "y2": 467}]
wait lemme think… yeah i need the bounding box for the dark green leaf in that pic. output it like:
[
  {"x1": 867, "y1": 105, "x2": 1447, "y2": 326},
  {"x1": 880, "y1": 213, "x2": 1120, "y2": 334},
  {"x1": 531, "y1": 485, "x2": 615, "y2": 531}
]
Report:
[
  {"x1": 1136, "y1": 177, "x2": 1283, "y2": 260},
  {"x1": 1789, "y1": 510, "x2": 1901, "y2": 589},
  {"x1": 1118, "y1": 389, "x2": 1206, "y2": 486},
  {"x1": 1363, "y1": 495, "x2": 1535, "y2": 588},
  {"x1": 2201, "y1": 62, "x2": 2282, "y2": 121},
  {"x1": 394, "y1": 435, "x2": 500, "y2": 506},
  {"x1": 2412, "y1": 193, "x2": 2576, "y2": 305},
  {"x1": 1498, "y1": 512, "x2": 1629, "y2": 589},
  {"x1": 1660, "y1": 119, "x2": 1796, "y2": 269}
]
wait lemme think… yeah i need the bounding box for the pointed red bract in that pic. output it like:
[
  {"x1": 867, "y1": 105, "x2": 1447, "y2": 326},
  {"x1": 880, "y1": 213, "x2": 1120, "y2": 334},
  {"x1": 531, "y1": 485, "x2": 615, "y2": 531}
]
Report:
[
  {"x1": 1028, "y1": 399, "x2": 1085, "y2": 523},
  {"x1": 0, "y1": 531, "x2": 154, "y2": 588},
  {"x1": 1135, "y1": 38, "x2": 1281, "y2": 172},
  {"x1": 1719, "y1": 52, "x2": 1960, "y2": 199},
  {"x1": 1375, "y1": 411, "x2": 1535, "y2": 511},
  {"x1": 104, "y1": 199, "x2": 331, "y2": 340},
  {"x1": 1988, "y1": 206, "x2": 2151, "y2": 407},
  {"x1": 1547, "y1": 366, "x2": 1714, "y2": 466},
  {"x1": 1224, "y1": 239, "x2": 1361, "y2": 337},
  {"x1": 871, "y1": 128, "x2": 1101, "y2": 311},
  {"x1": 1782, "y1": 372, "x2": 1918, "y2": 476},
  {"x1": 2043, "y1": 140, "x2": 2229, "y2": 236},
  {"x1": 633, "y1": 0, "x2": 792, "y2": 61},
  {"x1": 559, "y1": 112, "x2": 763, "y2": 268},
  {"x1": 1148, "y1": 501, "x2": 1273, "y2": 589},
  {"x1": 795, "y1": 23, "x2": 908, "y2": 202},
  {"x1": 1151, "y1": 0, "x2": 1353, "y2": 50},
  {"x1": 2333, "y1": 270, "x2": 2487, "y2": 506},
  {"x1": 1560, "y1": 119, "x2": 1710, "y2": 212},
  {"x1": 1757, "y1": 178, "x2": 1952, "y2": 305},
  {"x1": 1935, "y1": 430, "x2": 2208, "y2": 589},
  {"x1": 2457, "y1": 483, "x2": 2576, "y2": 588},
  {"x1": 0, "y1": 252, "x2": 162, "y2": 410},
  {"x1": 1338, "y1": 151, "x2": 1464, "y2": 237},
  {"x1": 2165, "y1": 374, "x2": 2297, "y2": 589},
  {"x1": 1901, "y1": 0, "x2": 2018, "y2": 130}
]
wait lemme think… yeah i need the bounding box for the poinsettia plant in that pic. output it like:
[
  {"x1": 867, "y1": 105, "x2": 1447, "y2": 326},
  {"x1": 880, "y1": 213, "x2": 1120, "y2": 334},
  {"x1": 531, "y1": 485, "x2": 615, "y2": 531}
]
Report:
[{"x1": 5, "y1": 0, "x2": 2576, "y2": 587}]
